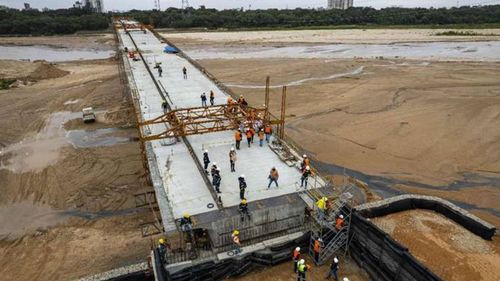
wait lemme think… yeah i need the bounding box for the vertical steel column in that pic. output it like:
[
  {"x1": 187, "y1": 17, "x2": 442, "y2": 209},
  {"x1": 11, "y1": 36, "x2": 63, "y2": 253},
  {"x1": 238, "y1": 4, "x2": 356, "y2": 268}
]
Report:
[
  {"x1": 279, "y1": 86, "x2": 287, "y2": 140},
  {"x1": 265, "y1": 76, "x2": 270, "y2": 122}
]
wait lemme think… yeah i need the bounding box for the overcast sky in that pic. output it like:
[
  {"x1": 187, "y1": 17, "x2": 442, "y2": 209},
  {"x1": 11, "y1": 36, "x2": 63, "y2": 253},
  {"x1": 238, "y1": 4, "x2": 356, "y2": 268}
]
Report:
[{"x1": 2, "y1": 0, "x2": 499, "y2": 11}]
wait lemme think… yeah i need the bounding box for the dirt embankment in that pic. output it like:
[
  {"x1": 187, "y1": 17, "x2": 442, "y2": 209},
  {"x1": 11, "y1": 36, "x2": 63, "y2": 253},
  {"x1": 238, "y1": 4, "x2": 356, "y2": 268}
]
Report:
[
  {"x1": 372, "y1": 210, "x2": 500, "y2": 281},
  {"x1": 0, "y1": 49, "x2": 153, "y2": 280}
]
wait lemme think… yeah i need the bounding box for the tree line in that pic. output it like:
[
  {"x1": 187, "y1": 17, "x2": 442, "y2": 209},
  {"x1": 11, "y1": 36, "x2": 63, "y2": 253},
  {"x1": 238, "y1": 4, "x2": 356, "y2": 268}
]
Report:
[{"x1": 1, "y1": 5, "x2": 499, "y2": 35}]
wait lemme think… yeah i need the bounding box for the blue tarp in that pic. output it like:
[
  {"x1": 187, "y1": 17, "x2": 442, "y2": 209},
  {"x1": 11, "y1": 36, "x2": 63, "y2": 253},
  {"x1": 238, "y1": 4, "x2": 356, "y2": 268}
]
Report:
[{"x1": 163, "y1": 46, "x2": 179, "y2": 53}]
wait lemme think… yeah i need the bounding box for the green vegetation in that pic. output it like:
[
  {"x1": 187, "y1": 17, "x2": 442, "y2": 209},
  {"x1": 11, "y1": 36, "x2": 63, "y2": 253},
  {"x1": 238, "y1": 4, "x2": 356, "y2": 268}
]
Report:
[
  {"x1": 0, "y1": 5, "x2": 499, "y2": 35},
  {"x1": 128, "y1": 6, "x2": 500, "y2": 29},
  {"x1": 0, "y1": 79, "x2": 15, "y2": 90},
  {"x1": 0, "y1": 8, "x2": 109, "y2": 35},
  {"x1": 434, "y1": 30, "x2": 496, "y2": 36}
]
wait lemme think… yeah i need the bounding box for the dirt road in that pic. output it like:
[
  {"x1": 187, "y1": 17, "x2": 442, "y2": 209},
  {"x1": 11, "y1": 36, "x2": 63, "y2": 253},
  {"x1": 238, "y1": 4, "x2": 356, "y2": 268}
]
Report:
[
  {"x1": 0, "y1": 37, "x2": 153, "y2": 281},
  {"x1": 372, "y1": 210, "x2": 500, "y2": 281}
]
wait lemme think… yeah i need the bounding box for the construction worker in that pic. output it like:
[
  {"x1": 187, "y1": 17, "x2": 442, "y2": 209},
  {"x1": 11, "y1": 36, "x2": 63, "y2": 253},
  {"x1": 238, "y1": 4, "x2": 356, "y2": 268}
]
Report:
[
  {"x1": 232, "y1": 230, "x2": 242, "y2": 254},
  {"x1": 158, "y1": 238, "x2": 170, "y2": 262},
  {"x1": 157, "y1": 65, "x2": 163, "y2": 77},
  {"x1": 239, "y1": 198, "x2": 251, "y2": 221},
  {"x1": 235, "y1": 130, "x2": 242, "y2": 150},
  {"x1": 313, "y1": 237, "x2": 323, "y2": 263},
  {"x1": 292, "y1": 247, "x2": 301, "y2": 273},
  {"x1": 180, "y1": 213, "x2": 193, "y2": 233},
  {"x1": 264, "y1": 124, "x2": 272, "y2": 143},
  {"x1": 238, "y1": 175, "x2": 247, "y2": 200},
  {"x1": 249, "y1": 126, "x2": 256, "y2": 143},
  {"x1": 203, "y1": 149, "x2": 210, "y2": 172},
  {"x1": 237, "y1": 95, "x2": 245, "y2": 104},
  {"x1": 245, "y1": 128, "x2": 252, "y2": 148},
  {"x1": 316, "y1": 197, "x2": 328, "y2": 220},
  {"x1": 301, "y1": 155, "x2": 310, "y2": 171},
  {"x1": 201, "y1": 92, "x2": 207, "y2": 107},
  {"x1": 210, "y1": 162, "x2": 218, "y2": 177},
  {"x1": 182, "y1": 66, "x2": 187, "y2": 79},
  {"x1": 213, "y1": 168, "x2": 222, "y2": 193},
  {"x1": 326, "y1": 257, "x2": 339, "y2": 280},
  {"x1": 268, "y1": 167, "x2": 279, "y2": 188},
  {"x1": 258, "y1": 129, "x2": 265, "y2": 147},
  {"x1": 227, "y1": 96, "x2": 234, "y2": 105},
  {"x1": 229, "y1": 147, "x2": 237, "y2": 172},
  {"x1": 297, "y1": 259, "x2": 310, "y2": 281},
  {"x1": 210, "y1": 90, "x2": 215, "y2": 106},
  {"x1": 335, "y1": 214, "x2": 345, "y2": 231},
  {"x1": 300, "y1": 166, "x2": 313, "y2": 188}
]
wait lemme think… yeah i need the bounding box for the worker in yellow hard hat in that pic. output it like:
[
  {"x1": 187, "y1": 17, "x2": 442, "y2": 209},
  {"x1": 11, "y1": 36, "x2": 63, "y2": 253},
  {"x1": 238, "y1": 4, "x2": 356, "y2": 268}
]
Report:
[
  {"x1": 232, "y1": 229, "x2": 242, "y2": 254},
  {"x1": 180, "y1": 212, "x2": 193, "y2": 232},
  {"x1": 158, "y1": 238, "x2": 169, "y2": 261},
  {"x1": 239, "y1": 198, "x2": 250, "y2": 222}
]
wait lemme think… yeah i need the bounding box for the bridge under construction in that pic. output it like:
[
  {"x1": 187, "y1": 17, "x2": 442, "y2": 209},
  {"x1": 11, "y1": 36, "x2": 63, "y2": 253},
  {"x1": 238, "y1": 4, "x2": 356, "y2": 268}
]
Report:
[{"x1": 104, "y1": 18, "x2": 496, "y2": 281}]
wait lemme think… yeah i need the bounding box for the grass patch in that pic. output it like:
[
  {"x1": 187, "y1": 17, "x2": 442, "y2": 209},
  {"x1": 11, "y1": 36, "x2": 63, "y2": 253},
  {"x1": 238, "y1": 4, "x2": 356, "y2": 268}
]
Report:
[
  {"x1": 434, "y1": 30, "x2": 497, "y2": 36},
  {"x1": 0, "y1": 79, "x2": 16, "y2": 90}
]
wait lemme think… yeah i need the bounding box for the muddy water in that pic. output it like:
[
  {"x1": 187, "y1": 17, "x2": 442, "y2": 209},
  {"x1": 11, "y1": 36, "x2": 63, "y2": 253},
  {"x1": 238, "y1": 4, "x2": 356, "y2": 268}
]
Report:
[
  {"x1": 186, "y1": 41, "x2": 500, "y2": 61},
  {"x1": 0, "y1": 45, "x2": 114, "y2": 62},
  {"x1": 0, "y1": 201, "x2": 69, "y2": 239},
  {"x1": 0, "y1": 112, "x2": 131, "y2": 173}
]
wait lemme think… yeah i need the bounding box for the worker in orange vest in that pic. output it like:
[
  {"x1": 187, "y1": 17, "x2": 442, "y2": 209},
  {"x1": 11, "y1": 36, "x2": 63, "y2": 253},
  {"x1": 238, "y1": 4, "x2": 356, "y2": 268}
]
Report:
[
  {"x1": 314, "y1": 238, "x2": 323, "y2": 263},
  {"x1": 249, "y1": 126, "x2": 256, "y2": 143},
  {"x1": 292, "y1": 247, "x2": 301, "y2": 273},
  {"x1": 245, "y1": 129, "x2": 252, "y2": 148},
  {"x1": 258, "y1": 129, "x2": 265, "y2": 147},
  {"x1": 335, "y1": 215, "x2": 345, "y2": 231},
  {"x1": 264, "y1": 125, "x2": 272, "y2": 143},
  {"x1": 235, "y1": 130, "x2": 242, "y2": 150}
]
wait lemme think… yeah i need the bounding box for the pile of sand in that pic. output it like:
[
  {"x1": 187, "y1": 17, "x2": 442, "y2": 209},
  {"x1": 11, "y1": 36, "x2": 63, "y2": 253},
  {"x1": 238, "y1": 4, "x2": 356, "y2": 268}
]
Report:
[{"x1": 28, "y1": 62, "x2": 69, "y2": 80}]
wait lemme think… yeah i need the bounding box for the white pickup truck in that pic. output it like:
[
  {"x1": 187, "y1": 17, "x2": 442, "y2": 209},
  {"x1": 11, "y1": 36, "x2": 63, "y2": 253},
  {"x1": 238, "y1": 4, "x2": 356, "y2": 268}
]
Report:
[{"x1": 82, "y1": 107, "x2": 96, "y2": 123}]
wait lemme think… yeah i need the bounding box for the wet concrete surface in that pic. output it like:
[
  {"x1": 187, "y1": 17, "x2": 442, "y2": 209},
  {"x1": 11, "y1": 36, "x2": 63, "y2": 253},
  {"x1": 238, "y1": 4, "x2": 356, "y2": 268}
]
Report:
[{"x1": 66, "y1": 128, "x2": 131, "y2": 148}]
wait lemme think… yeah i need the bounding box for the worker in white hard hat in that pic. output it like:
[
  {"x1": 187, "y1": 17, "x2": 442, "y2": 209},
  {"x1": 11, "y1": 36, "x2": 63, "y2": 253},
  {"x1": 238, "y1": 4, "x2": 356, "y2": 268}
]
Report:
[
  {"x1": 203, "y1": 149, "x2": 210, "y2": 172},
  {"x1": 316, "y1": 196, "x2": 328, "y2": 220},
  {"x1": 297, "y1": 258, "x2": 310, "y2": 281},
  {"x1": 213, "y1": 167, "x2": 222, "y2": 193},
  {"x1": 301, "y1": 154, "x2": 310, "y2": 171},
  {"x1": 326, "y1": 256, "x2": 340, "y2": 280},
  {"x1": 210, "y1": 162, "x2": 218, "y2": 177},
  {"x1": 300, "y1": 165, "x2": 313, "y2": 188},
  {"x1": 292, "y1": 246, "x2": 301, "y2": 273},
  {"x1": 336, "y1": 214, "x2": 345, "y2": 231}
]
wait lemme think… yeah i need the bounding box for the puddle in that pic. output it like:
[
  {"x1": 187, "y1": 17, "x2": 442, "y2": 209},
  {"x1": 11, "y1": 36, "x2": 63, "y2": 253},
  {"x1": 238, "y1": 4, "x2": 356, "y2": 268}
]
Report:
[
  {"x1": 186, "y1": 41, "x2": 500, "y2": 61},
  {"x1": 226, "y1": 66, "x2": 364, "y2": 89},
  {"x1": 66, "y1": 128, "x2": 131, "y2": 148},
  {"x1": 0, "y1": 202, "x2": 69, "y2": 239},
  {"x1": 0, "y1": 112, "x2": 131, "y2": 173},
  {"x1": 0, "y1": 45, "x2": 115, "y2": 62},
  {"x1": 0, "y1": 111, "x2": 80, "y2": 173}
]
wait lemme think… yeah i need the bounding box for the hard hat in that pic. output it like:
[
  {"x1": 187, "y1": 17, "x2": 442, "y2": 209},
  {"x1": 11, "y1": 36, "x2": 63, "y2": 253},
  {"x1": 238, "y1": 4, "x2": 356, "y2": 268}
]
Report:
[
  {"x1": 241, "y1": 199, "x2": 247, "y2": 204},
  {"x1": 318, "y1": 238, "x2": 323, "y2": 242},
  {"x1": 323, "y1": 197, "x2": 328, "y2": 201},
  {"x1": 231, "y1": 147, "x2": 235, "y2": 151},
  {"x1": 216, "y1": 167, "x2": 221, "y2": 171},
  {"x1": 295, "y1": 247, "x2": 300, "y2": 252},
  {"x1": 213, "y1": 162, "x2": 217, "y2": 166},
  {"x1": 339, "y1": 215, "x2": 344, "y2": 219},
  {"x1": 240, "y1": 174, "x2": 245, "y2": 178},
  {"x1": 205, "y1": 149, "x2": 208, "y2": 153},
  {"x1": 306, "y1": 166, "x2": 310, "y2": 170},
  {"x1": 183, "y1": 212, "x2": 190, "y2": 218},
  {"x1": 299, "y1": 259, "x2": 305, "y2": 265},
  {"x1": 159, "y1": 238, "x2": 165, "y2": 244},
  {"x1": 334, "y1": 257, "x2": 339, "y2": 263},
  {"x1": 343, "y1": 278, "x2": 350, "y2": 281},
  {"x1": 233, "y1": 230, "x2": 239, "y2": 235},
  {"x1": 303, "y1": 154, "x2": 307, "y2": 158}
]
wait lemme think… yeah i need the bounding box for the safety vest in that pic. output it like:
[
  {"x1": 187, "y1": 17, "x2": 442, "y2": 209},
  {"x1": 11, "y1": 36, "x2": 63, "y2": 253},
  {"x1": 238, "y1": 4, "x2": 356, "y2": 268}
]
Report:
[
  {"x1": 314, "y1": 240, "x2": 321, "y2": 253},
  {"x1": 235, "y1": 131, "x2": 242, "y2": 141},
  {"x1": 258, "y1": 131, "x2": 264, "y2": 140},
  {"x1": 336, "y1": 218, "x2": 344, "y2": 230},
  {"x1": 293, "y1": 250, "x2": 300, "y2": 260},
  {"x1": 246, "y1": 131, "x2": 252, "y2": 138},
  {"x1": 264, "y1": 126, "x2": 272, "y2": 134},
  {"x1": 316, "y1": 199, "x2": 326, "y2": 210},
  {"x1": 298, "y1": 264, "x2": 306, "y2": 273}
]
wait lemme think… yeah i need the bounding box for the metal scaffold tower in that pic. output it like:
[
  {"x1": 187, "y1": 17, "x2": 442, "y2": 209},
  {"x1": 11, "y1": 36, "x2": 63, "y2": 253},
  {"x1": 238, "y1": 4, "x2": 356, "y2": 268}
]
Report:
[{"x1": 301, "y1": 181, "x2": 355, "y2": 266}]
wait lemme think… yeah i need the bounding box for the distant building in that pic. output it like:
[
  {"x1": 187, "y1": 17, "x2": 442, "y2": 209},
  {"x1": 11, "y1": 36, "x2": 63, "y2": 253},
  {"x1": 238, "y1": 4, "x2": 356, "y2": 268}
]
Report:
[
  {"x1": 328, "y1": 0, "x2": 353, "y2": 10},
  {"x1": 75, "y1": 0, "x2": 104, "y2": 13},
  {"x1": 23, "y1": 3, "x2": 31, "y2": 10}
]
